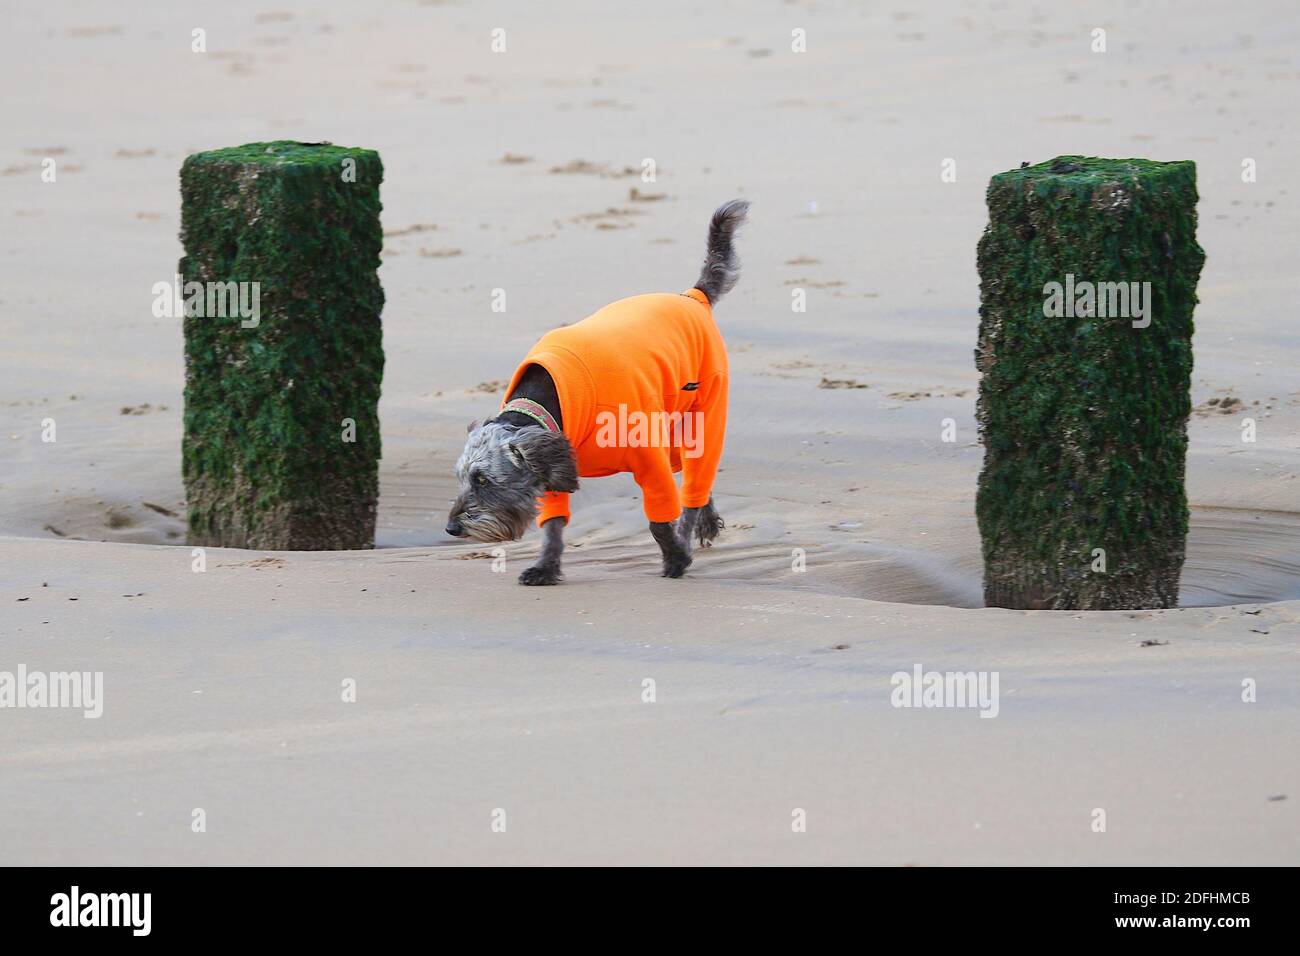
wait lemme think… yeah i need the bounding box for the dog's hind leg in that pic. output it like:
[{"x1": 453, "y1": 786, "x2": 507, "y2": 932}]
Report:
[
  {"x1": 519, "y1": 516, "x2": 565, "y2": 585},
  {"x1": 650, "y1": 521, "x2": 692, "y2": 578},
  {"x1": 677, "y1": 510, "x2": 698, "y2": 554}
]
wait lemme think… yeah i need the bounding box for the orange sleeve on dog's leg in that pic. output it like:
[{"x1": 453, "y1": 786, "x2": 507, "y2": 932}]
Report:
[
  {"x1": 631, "y1": 448, "x2": 682, "y2": 523},
  {"x1": 680, "y1": 372, "x2": 727, "y2": 509},
  {"x1": 536, "y1": 491, "x2": 570, "y2": 527}
]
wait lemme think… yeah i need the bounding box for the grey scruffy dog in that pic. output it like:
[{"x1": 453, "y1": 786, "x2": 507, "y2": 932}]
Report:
[{"x1": 447, "y1": 199, "x2": 748, "y2": 585}]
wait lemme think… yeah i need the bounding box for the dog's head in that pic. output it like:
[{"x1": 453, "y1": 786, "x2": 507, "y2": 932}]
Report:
[{"x1": 446, "y1": 420, "x2": 579, "y2": 542}]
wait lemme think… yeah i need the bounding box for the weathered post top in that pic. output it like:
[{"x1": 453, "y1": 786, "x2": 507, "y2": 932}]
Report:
[
  {"x1": 990, "y1": 154, "x2": 1197, "y2": 190},
  {"x1": 182, "y1": 140, "x2": 381, "y2": 168}
]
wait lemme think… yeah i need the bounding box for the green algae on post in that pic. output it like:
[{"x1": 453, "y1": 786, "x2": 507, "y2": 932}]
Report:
[
  {"x1": 975, "y1": 156, "x2": 1205, "y2": 610},
  {"x1": 180, "y1": 141, "x2": 385, "y2": 550}
]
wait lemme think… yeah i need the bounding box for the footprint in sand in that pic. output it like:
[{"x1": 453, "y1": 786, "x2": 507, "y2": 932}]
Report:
[
  {"x1": 1195, "y1": 395, "x2": 1251, "y2": 417},
  {"x1": 819, "y1": 377, "x2": 869, "y2": 390},
  {"x1": 549, "y1": 160, "x2": 640, "y2": 178},
  {"x1": 384, "y1": 223, "x2": 437, "y2": 238},
  {"x1": 64, "y1": 25, "x2": 122, "y2": 38},
  {"x1": 886, "y1": 389, "x2": 969, "y2": 401},
  {"x1": 628, "y1": 187, "x2": 667, "y2": 202},
  {"x1": 571, "y1": 208, "x2": 643, "y2": 229},
  {"x1": 784, "y1": 277, "x2": 845, "y2": 289}
]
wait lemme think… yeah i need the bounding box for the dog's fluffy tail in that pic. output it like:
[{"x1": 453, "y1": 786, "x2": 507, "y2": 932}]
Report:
[{"x1": 692, "y1": 199, "x2": 749, "y2": 306}]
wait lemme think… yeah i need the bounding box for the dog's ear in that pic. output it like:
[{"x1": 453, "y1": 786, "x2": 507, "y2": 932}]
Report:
[
  {"x1": 508, "y1": 427, "x2": 579, "y2": 492},
  {"x1": 467, "y1": 419, "x2": 482, "y2": 434}
]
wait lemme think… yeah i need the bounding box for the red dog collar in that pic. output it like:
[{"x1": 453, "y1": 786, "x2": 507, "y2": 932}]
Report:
[{"x1": 501, "y1": 397, "x2": 560, "y2": 433}]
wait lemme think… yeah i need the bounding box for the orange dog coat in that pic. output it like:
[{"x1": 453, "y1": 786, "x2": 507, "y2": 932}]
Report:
[{"x1": 502, "y1": 288, "x2": 728, "y2": 525}]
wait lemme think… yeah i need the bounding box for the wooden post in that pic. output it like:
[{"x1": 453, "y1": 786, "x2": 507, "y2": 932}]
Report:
[
  {"x1": 181, "y1": 141, "x2": 385, "y2": 550},
  {"x1": 976, "y1": 156, "x2": 1205, "y2": 609}
]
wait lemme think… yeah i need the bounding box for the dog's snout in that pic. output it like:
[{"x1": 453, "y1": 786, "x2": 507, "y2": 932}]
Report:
[{"x1": 445, "y1": 518, "x2": 467, "y2": 538}]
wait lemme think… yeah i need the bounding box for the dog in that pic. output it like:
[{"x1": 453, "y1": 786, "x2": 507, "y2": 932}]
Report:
[{"x1": 446, "y1": 199, "x2": 748, "y2": 585}]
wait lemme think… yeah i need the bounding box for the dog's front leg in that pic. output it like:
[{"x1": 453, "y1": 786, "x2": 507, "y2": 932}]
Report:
[
  {"x1": 650, "y1": 521, "x2": 692, "y2": 578},
  {"x1": 519, "y1": 516, "x2": 565, "y2": 586},
  {"x1": 678, "y1": 498, "x2": 723, "y2": 553}
]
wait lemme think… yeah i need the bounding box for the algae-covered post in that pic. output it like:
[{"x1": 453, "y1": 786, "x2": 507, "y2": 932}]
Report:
[
  {"x1": 180, "y1": 141, "x2": 384, "y2": 550},
  {"x1": 975, "y1": 156, "x2": 1205, "y2": 610}
]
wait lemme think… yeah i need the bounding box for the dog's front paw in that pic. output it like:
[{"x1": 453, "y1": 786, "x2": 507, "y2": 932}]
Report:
[
  {"x1": 694, "y1": 500, "x2": 725, "y2": 548},
  {"x1": 661, "y1": 552, "x2": 693, "y2": 579},
  {"x1": 519, "y1": 563, "x2": 562, "y2": 586}
]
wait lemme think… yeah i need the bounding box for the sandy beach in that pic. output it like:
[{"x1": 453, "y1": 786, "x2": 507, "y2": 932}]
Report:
[{"x1": 1, "y1": 0, "x2": 1297, "y2": 864}]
